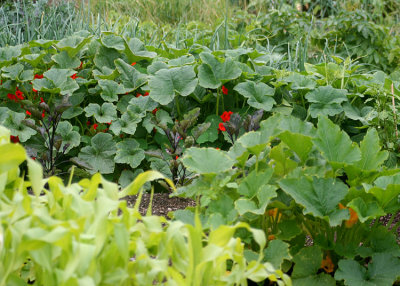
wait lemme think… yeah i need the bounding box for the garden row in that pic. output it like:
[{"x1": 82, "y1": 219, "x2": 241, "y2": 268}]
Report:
[
  {"x1": 1, "y1": 30, "x2": 400, "y2": 284},
  {"x1": 0, "y1": 31, "x2": 399, "y2": 182}
]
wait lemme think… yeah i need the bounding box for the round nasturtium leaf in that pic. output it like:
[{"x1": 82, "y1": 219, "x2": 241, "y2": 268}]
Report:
[{"x1": 181, "y1": 147, "x2": 234, "y2": 174}]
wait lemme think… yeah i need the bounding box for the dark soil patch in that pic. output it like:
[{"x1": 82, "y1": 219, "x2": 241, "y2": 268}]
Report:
[{"x1": 123, "y1": 193, "x2": 195, "y2": 217}]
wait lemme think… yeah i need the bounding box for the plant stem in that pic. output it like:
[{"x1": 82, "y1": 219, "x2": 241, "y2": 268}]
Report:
[{"x1": 216, "y1": 90, "x2": 220, "y2": 116}]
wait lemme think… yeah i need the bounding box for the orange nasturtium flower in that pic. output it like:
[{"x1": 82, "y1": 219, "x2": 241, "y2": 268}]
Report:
[
  {"x1": 321, "y1": 252, "x2": 334, "y2": 273},
  {"x1": 267, "y1": 234, "x2": 276, "y2": 241},
  {"x1": 339, "y1": 203, "x2": 358, "y2": 228}
]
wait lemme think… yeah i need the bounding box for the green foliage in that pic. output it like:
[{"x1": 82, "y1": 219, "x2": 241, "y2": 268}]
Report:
[
  {"x1": 0, "y1": 126, "x2": 288, "y2": 285},
  {"x1": 176, "y1": 114, "x2": 400, "y2": 285}
]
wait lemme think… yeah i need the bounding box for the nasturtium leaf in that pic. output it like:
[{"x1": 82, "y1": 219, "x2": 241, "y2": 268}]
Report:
[
  {"x1": 3, "y1": 112, "x2": 36, "y2": 142},
  {"x1": 114, "y1": 59, "x2": 147, "y2": 92},
  {"x1": 84, "y1": 103, "x2": 117, "y2": 123},
  {"x1": 354, "y1": 128, "x2": 388, "y2": 170},
  {"x1": 148, "y1": 65, "x2": 198, "y2": 105},
  {"x1": 182, "y1": 148, "x2": 234, "y2": 174},
  {"x1": 101, "y1": 32, "x2": 125, "y2": 51},
  {"x1": 195, "y1": 115, "x2": 220, "y2": 143},
  {"x1": 56, "y1": 121, "x2": 80, "y2": 153},
  {"x1": 124, "y1": 38, "x2": 157, "y2": 62},
  {"x1": 198, "y1": 52, "x2": 242, "y2": 88},
  {"x1": 234, "y1": 81, "x2": 276, "y2": 111},
  {"x1": 98, "y1": 79, "x2": 126, "y2": 102},
  {"x1": 78, "y1": 133, "x2": 116, "y2": 174},
  {"x1": 305, "y1": 86, "x2": 348, "y2": 118},
  {"x1": 0, "y1": 143, "x2": 26, "y2": 173},
  {"x1": 335, "y1": 253, "x2": 400, "y2": 286},
  {"x1": 313, "y1": 116, "x2": 361, "y2": 168},
  {"x1": 56, "y1": 35, "x2": 92, "y2": 57},
  {"x1": 347, "y1": 197, "x2": 385, "y2": 223},
  {"x1": 264, "y1": 240, "x2": 291, "y2": 269},
  {"x1": 279, "y1": 177, "x2": 349, "y2": 226},
  {"x1": 52, "y1": 51, "x2": 81, "y2": 69},
  {"x1": 115, "y1": 139, "x2": 145, "y2": 168}
]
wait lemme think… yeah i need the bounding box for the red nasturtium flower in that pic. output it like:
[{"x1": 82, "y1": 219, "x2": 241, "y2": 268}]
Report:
[
  {"x1": 78, "y1": 61, "x2": 83, "y2": 69},
  {"x1": 175, "y1": 155, "x2": 179, "y2": 160},
  {"x1": 218, "y1": 122, "x2": 226, "y2": 132},
  {"x1": 152, "y1": 108, "x2": 158, "y2": 115},
  {"x1": 26, "y1": 110, "x2": 31, "y2": 116},
  {"x1": 15, "y1": 89, "x2": 24, "y2": 100},
  {"x1": 10, "y1": 135, "x2": 19, "y2": 143},
  {"x1": 93, "y1": 123, "x2": 98, "y2": 130},
  {"x1": 32, "y1": 88, "x2": 38, "y2": 93},
  {"x1": 86, "y1": 121, "x2": 91, "y2": 126},
  {"x1": 40, "y1": 97, "x2": 45, "y2": 103},
  {"x1": 222, "y1": 85, "x2": 228, "y2": 95},
  {"x1": 41, "y1": 111, "x2": 45, "y2": 118},
  {"x1": 338, "y1": 203, "x2": 358, "y2": 228},
  {"x1": 220, "y1": 111, "x2": 233, "y2": 122},
  {"x1": 34, "y1": 74, "x2": 44, "y2": 79},
  {"x1": 131, "y1": 62, "x2": 137, "y2": 66},
  {"x1": 144, "y1": 91, "x2": 149, "y2": 96},
  {"x1": 70, "y1": 73, "x2": 78, "y2": 80},
  {"x1": 136, "y1": 93, "x2": 142, "y2": 97}
]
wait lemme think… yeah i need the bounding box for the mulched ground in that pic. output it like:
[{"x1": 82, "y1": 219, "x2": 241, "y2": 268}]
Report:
[{"x1": 123, "y1": 193, "x2": 400, "y2": 240}]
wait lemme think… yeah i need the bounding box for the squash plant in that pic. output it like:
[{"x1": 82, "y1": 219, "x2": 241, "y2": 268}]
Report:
[{"x1": 176, "y1": 113, "x2": 400, "y2": 285}]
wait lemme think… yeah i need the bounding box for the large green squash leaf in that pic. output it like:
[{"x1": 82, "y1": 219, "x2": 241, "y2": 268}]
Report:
[
  {"x1": 114, "y1": 58, "x2": 147, "y2": 92},
  {"x1": 115, "y1": 139, "x2": 145, "y2": 168},
  {"x1": 279, "y1": 177, "x2": 349, "y2": 226},
  {"x1": 305, "y1": 86, "x2": 348, "y2": 118},
  {"x1": 98, "y1": 79, "x2": 126, "y2": 102},
  {"x1": 198, "y1": 52, "x2": 241, "y2": 89},
  {"x1": 32, "y1": 68, "x2": 79, "y2": 95},
  {"x1": 148, "y1": 65, "x2": 198, "y2": 105},
  {"x1": 234, "y1": 81, "x2": 276, "y2": 111},
  {"x1": 335, "y1": 253, "x2": 400, "y2": 286},
  {"x1": 55, "y1": 35, "x2": 92, "y2": 57},
  {"x1": 55, "y1": 121, "x2": 80, "y2": 153},
  {"x1": 291, "y1": 246, "x2": 335, "y2": 285},
  {"x1": 313, "y1": 116, "x2": 361, "y2": 168},
  {"x1": 182, "y1": 148, "x2": 234, "y2": 174},
  {"x1": 78, "y1": 133, "x2": 116, "y2": 174},
  {"x1": 84, "y1": 103, "x2": 117, "y2": 123}
]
